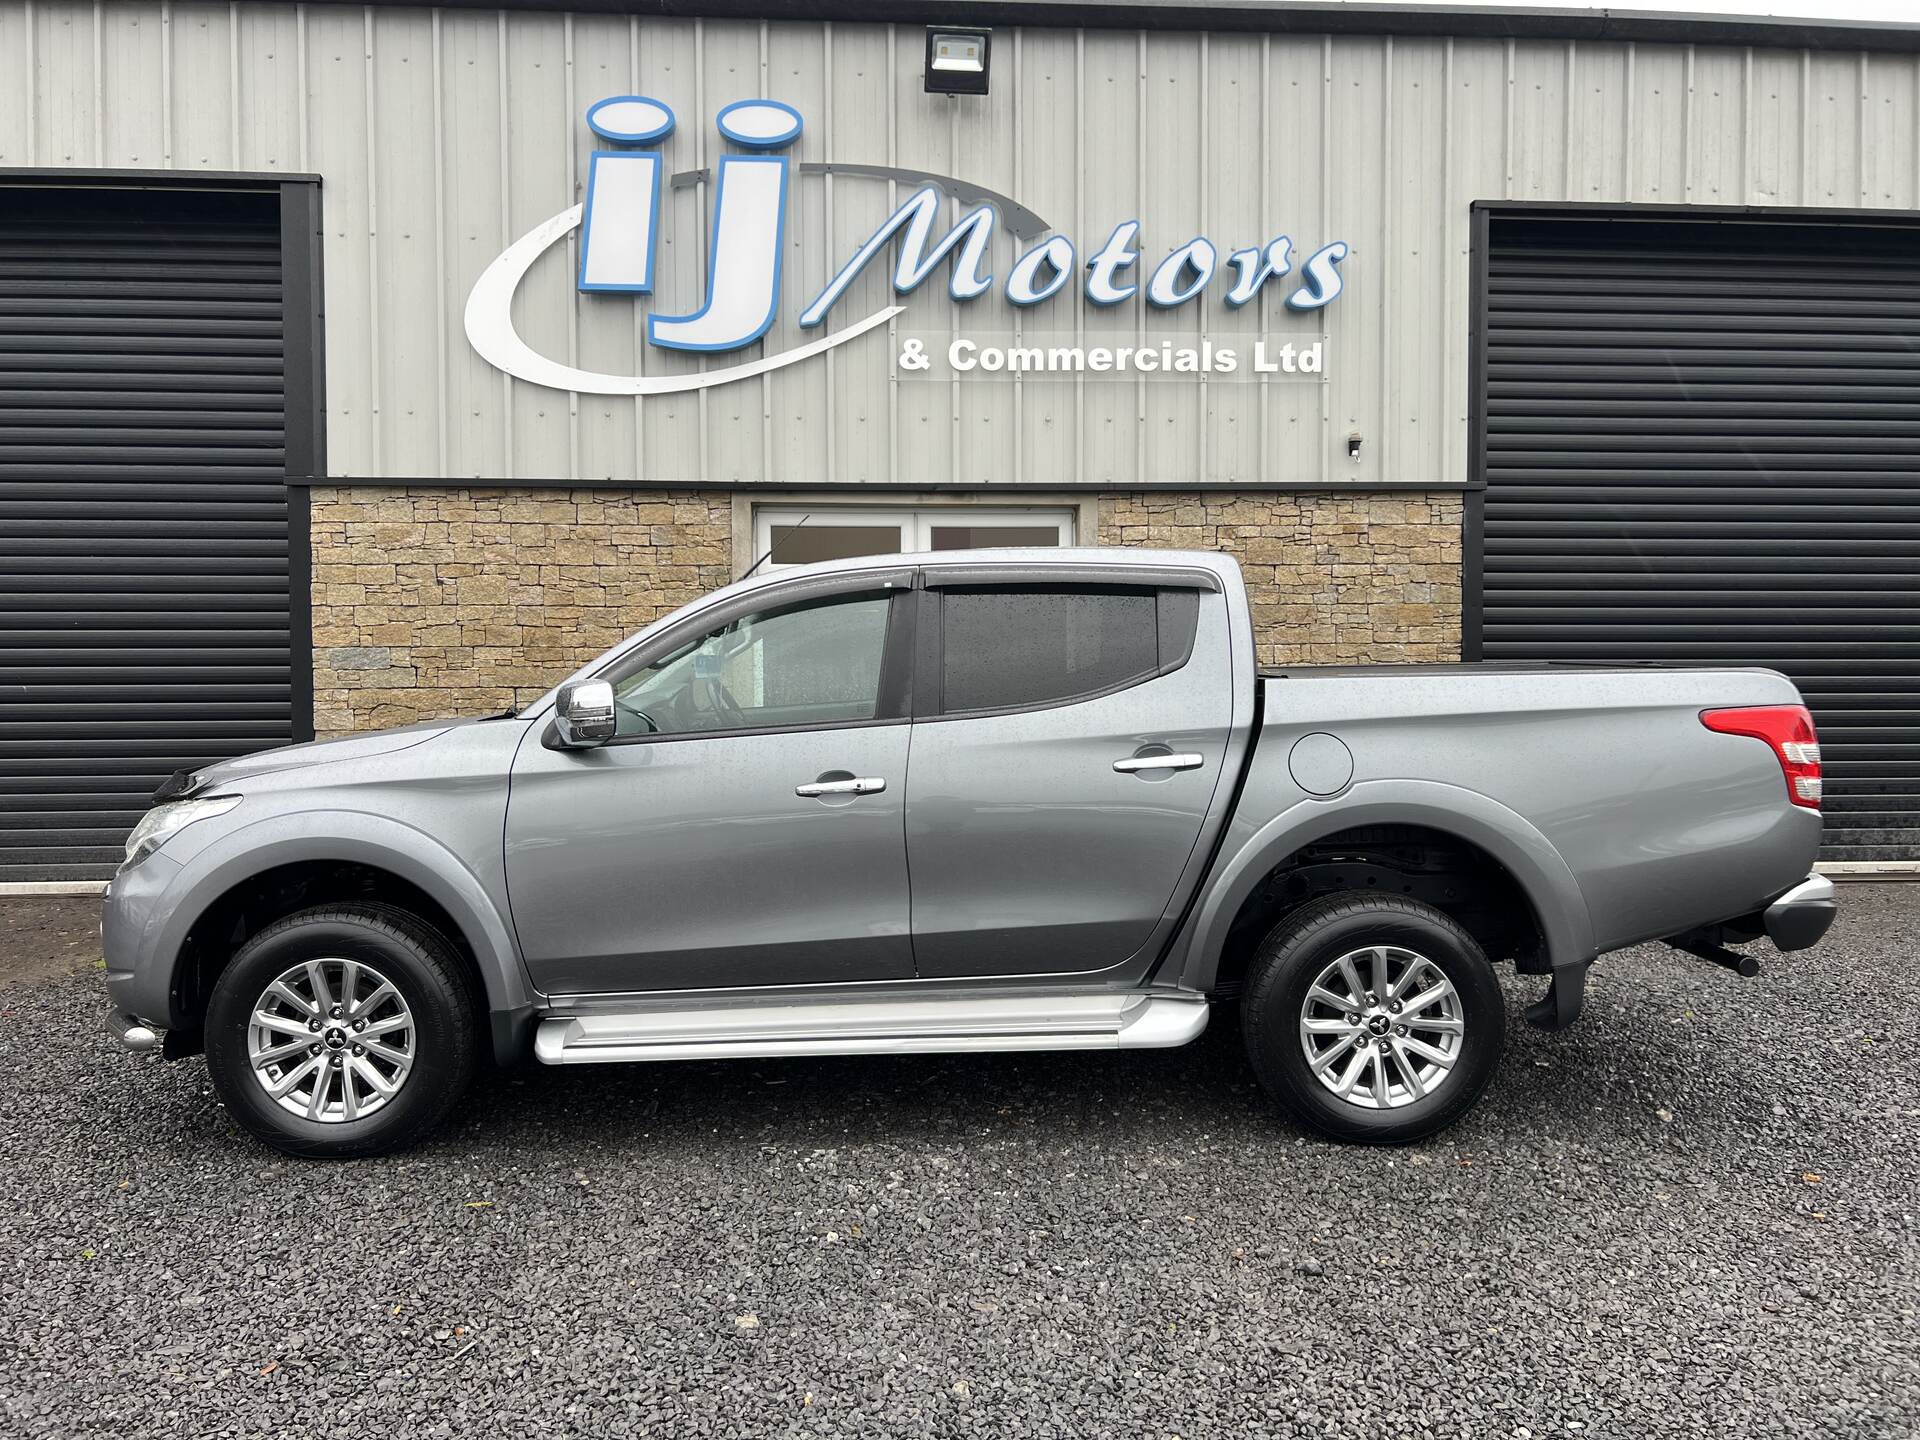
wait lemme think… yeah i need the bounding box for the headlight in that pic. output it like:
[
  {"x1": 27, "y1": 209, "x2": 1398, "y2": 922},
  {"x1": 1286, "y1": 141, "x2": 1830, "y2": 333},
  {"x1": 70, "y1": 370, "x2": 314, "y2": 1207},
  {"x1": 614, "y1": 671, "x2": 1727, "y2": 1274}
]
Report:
[{"x1": 121, "y1": 795, "x2": 242, "y2": 870}]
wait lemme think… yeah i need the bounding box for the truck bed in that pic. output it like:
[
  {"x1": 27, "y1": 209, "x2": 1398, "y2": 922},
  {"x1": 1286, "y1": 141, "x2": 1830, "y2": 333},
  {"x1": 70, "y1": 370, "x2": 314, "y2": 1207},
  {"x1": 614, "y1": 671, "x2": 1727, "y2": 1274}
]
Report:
[{"x1": 1247, "y1": 658, "x2": 1815, "y2": 956}]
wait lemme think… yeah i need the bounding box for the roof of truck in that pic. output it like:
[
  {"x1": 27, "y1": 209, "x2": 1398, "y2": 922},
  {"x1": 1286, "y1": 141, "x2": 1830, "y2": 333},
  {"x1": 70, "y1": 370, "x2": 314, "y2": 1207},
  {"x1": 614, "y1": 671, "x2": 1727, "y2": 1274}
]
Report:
[{"x1": 760, "y1": 545, "x2": 1232, "y2": 576}]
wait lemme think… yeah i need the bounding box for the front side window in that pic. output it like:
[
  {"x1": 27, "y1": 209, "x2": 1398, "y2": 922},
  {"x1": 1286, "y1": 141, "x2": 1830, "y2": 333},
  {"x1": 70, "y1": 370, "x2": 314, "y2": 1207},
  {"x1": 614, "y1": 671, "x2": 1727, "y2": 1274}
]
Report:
[
  {"x1": 939, "y1": 586, "x2": 1160, "y2": 713},
  {"x1": 612, "y1": 591, "x2": 893, "y2": 738}
]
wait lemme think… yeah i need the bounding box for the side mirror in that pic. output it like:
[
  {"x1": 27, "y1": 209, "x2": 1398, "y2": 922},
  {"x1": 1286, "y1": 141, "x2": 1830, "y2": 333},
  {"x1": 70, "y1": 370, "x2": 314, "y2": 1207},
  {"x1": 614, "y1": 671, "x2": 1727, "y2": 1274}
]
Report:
[{"x1": 552, "y1": 680, "x2": 617, "y2": 748}]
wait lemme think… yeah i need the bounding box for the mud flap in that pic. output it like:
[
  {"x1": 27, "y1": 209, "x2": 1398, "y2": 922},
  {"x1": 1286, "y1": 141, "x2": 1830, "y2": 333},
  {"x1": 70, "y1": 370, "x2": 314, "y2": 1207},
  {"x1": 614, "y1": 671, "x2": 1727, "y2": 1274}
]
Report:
[
  {"x1": 1524, "y1": 958, "x2": 1591, "y2": 1032},
  {"x1": 161, "y1": 1026, "x2": 204, "y2": 1060}
]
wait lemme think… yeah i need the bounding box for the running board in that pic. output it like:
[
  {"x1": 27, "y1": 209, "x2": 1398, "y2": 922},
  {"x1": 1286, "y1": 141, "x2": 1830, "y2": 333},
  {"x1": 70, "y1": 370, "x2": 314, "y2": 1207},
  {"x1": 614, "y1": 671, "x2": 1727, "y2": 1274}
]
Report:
[{"x1": 534, "y1": 992, "x2": 1209, "y2": 1065}]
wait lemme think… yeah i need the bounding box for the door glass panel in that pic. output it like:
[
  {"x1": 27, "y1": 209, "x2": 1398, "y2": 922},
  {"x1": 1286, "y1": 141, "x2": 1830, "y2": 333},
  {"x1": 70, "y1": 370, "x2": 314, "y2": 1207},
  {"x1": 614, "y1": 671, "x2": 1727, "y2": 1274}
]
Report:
[
  {"x1": 614, "y1": 592, "x2": 892, "y2": 737},
  {"x1": 940, "y1": 586, "x2": 1158, "y2": 713},
  {"x1": 767, "y1": 523, "x2": 903, "y2": 565},
  {"x1": 928, "y1": 524, "x2": 1062, "y2": 550}
]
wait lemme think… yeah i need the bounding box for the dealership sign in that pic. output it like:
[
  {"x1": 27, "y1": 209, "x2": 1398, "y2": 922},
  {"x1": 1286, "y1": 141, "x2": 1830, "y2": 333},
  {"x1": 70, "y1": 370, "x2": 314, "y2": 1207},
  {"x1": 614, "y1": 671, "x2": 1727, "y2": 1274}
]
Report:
[
  {"x1": 465, "y1": 96, "x2": 1348, "y2": 396},
  {"x1": 899, "y1": 335, "x2": 1325, "y2": 380}
]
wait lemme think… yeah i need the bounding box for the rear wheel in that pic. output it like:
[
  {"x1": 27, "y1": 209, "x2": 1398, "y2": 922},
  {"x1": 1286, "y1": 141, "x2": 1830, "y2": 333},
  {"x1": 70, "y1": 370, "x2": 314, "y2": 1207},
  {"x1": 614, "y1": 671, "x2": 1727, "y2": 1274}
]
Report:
[
  {"x1": 1240, "y1": 893, "x2": 1504, "y2": 1143},
  {"x1": 203, "y1": 904, "x2": 479, "y2": 1159}
]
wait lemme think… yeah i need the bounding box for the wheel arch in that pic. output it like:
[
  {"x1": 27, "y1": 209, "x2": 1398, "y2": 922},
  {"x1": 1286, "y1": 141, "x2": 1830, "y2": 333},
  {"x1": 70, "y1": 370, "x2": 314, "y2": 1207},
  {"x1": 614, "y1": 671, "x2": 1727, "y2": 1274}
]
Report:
[
  {"x1": 1171, "y1": 780, "x2": 1595, "y2": 995},
  {"x1": 148, "y1": 811, "x2": 535, "y2": 1063}
]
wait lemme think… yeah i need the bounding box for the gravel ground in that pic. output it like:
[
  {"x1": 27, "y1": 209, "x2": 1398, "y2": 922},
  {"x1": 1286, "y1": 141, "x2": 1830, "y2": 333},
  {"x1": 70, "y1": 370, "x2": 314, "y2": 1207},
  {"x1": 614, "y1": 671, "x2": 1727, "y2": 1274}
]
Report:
[{"x1": 0, "y1": 888, "x2": 1915, "y2": 1439}]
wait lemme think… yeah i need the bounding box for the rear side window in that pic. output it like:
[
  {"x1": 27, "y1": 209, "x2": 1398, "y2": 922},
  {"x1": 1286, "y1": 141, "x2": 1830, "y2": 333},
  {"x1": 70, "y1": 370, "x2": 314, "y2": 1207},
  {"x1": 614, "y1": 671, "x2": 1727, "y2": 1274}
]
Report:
[{"x1": 938, "y1": 585, "x2": 1174, "y2": 713}]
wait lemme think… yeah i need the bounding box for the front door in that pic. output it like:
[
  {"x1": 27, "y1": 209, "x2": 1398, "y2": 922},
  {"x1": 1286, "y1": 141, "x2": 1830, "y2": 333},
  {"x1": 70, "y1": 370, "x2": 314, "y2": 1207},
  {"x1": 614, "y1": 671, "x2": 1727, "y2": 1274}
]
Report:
[
  {"x1": 905, "y1": 580, "x2": 1235, "y2": 979},
  {"x1": 506, "y1": 582, "x2": 914, "y2": 995}
]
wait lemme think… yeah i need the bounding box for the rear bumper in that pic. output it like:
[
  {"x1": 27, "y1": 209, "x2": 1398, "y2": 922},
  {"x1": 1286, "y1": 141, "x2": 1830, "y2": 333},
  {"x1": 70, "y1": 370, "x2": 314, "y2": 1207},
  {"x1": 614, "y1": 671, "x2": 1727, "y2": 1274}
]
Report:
[{"x1": 1763, "y1": 873, "x2": 1837, "y2": 952}]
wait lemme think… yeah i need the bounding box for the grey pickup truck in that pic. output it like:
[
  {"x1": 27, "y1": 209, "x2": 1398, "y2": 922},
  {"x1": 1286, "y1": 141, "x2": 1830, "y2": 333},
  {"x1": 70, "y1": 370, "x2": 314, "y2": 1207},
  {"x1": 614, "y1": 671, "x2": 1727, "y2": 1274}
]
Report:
[{"x1": 103, "y1": 548, "x2": 1836, "y2": 1158}]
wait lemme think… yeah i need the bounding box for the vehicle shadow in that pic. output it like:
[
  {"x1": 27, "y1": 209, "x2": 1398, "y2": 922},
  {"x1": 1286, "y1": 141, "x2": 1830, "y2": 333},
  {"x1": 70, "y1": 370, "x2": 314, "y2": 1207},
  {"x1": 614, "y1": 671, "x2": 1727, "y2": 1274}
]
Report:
[
  {"x1": 455, "y1": 1012, "x2": 1279, "y2": 1155},
  {"x1": 438, "y1": 980, "x2": 1739, "y2": 1160}
]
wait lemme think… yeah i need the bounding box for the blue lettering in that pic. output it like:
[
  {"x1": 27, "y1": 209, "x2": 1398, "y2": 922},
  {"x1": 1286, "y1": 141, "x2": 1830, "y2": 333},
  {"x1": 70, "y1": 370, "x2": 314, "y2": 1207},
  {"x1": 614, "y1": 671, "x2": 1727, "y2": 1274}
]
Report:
[
  {"x1": 1224, "y1": 237, "x2": 1293, "y2": 308},
  {"x1": 800, "y1": 186, "x2": 996, "y2": 328},
  {"x1": 1084, "y1": 221, "x2": 1141, "y2": 306},
  {"x1": 1286, "y1": 241, "x2": 1349, "y2": 311}
]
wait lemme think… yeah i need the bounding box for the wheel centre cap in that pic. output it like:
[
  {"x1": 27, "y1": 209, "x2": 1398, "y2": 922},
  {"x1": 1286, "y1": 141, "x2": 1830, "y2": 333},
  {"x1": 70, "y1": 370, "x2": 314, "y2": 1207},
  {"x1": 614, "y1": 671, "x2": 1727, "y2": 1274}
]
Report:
[
  {"x1": 322, "y1": 1027, "x2": 348, "y2": 1050},
  {"x1": 1367, "y1": 1014, "x2": 1392, "y2": 1036}
]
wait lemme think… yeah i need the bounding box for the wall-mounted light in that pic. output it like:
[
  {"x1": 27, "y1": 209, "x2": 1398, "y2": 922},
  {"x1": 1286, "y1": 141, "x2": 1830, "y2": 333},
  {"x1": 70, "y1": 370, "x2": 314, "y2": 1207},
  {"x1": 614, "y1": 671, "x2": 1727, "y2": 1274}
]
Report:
[
  {"x1": 925, "y1": 27, "x2": 991, "y2": 96},
  {"x1": 1347, "y1": 432, "x2": 1364, "y2": 462}
]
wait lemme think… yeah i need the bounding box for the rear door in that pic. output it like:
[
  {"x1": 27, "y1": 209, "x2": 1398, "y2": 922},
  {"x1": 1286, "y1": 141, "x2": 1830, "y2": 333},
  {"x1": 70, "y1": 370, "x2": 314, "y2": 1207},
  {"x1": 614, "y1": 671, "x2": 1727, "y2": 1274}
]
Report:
[{"x1": 904, "y1": 570, "x2": 1235, "y2": 979}]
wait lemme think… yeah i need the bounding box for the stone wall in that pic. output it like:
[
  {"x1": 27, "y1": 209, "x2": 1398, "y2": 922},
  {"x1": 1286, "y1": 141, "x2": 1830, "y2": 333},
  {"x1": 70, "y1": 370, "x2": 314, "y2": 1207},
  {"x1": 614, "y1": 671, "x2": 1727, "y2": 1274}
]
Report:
[
  {"x1": 1098, "y1": 491, "x2": 1462, "y2": 667},
  {"x1": 309, "y1": 487, "x2": 732, "y2": 736},
  {"x1": 309, "y1": 486, "x2": 1463, "y2": 735}
]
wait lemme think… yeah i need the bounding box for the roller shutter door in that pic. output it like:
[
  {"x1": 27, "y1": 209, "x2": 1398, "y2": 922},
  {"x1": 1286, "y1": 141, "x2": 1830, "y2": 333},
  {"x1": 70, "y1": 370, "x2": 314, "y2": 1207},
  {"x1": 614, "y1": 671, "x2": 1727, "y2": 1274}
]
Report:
[
  {"x1": 1478, "y1": 212, "x2": 1920, "y2": 864},
  {"x1": 0, "y1": 187, "x2": 294, "y2": 884}
]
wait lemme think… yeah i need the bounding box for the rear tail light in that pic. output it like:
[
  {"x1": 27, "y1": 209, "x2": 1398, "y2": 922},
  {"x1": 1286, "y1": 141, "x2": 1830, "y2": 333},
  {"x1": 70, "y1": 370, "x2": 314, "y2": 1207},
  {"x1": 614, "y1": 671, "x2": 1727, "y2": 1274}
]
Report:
[{"x1": 1700, "y1": 704, "x2": 1822, "y2": 809}]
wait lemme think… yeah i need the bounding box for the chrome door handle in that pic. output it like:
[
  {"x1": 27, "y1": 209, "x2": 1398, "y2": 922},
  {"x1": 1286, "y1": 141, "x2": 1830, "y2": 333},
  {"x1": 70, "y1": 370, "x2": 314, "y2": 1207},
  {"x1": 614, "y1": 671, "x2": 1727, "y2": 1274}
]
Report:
[
  {"x1": 1113, "y1": 753, "x2": 1205, "y2": 774},
  {"x1": 795, "y1": 776, "x2": 887, "y2": 797}
]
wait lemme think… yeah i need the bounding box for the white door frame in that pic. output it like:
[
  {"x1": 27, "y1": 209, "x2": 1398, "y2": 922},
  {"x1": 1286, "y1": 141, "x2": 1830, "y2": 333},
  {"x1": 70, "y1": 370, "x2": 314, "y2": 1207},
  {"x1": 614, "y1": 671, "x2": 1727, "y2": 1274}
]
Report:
[{"x1": 740, "y1": 497, "x2": 1085, "y2": 574}]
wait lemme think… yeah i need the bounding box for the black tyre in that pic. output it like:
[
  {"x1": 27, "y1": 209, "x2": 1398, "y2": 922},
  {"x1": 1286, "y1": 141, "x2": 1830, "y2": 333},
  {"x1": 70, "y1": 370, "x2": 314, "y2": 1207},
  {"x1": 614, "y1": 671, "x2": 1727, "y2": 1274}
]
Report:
[
  {"x1": 1240, "y1": 893, "x2": 1504, "y2": 1144},
  {"x1": 203, "y1": 904, "x2": 480, "y2": 1159}
]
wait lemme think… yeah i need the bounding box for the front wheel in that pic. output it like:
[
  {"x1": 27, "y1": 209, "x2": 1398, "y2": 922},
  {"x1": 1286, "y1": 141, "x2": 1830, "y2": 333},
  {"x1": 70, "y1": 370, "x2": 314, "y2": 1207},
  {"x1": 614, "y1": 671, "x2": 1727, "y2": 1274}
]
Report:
[
  {"x1": 203, "y1": 904, "x2": 479, "y2": 1159},
  {"x1": 1240, "y1": 893, "x2": 1505, "y2": 1144}
]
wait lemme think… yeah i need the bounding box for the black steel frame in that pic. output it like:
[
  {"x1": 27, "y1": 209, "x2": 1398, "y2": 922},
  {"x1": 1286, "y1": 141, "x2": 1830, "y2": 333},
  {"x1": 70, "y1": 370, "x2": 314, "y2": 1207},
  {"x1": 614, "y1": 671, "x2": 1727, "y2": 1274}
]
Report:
[{"x1": 280, "y1": 179, "x2": 327, "y2": 743}]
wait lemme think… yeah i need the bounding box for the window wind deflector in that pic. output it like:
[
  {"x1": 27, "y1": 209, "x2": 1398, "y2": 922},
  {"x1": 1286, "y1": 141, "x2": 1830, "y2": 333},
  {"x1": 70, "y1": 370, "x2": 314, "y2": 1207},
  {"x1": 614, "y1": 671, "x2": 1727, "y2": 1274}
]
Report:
[{"x1": 600, "y1": 566, "x2": 914, "y2": 690}]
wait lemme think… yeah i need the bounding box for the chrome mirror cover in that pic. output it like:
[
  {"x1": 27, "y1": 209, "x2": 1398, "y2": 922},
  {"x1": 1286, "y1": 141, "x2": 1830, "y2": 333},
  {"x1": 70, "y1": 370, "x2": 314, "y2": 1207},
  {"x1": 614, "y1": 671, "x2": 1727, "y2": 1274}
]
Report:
[{"x1": 553, "y1": 679, "x2": 617, "y2": 748}]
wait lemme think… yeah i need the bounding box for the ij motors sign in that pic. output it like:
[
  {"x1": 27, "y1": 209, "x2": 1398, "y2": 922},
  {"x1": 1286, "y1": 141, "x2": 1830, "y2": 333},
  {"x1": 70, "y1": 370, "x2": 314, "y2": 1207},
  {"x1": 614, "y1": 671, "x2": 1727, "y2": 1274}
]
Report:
[{"x1": 464, "y1": 95, "x2": 1349, "y2": 396}]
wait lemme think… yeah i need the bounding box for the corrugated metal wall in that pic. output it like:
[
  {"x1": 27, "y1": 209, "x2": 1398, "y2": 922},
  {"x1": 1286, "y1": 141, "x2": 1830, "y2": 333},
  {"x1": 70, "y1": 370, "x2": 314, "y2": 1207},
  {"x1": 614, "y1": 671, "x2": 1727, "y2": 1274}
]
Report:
[
  {"x1": 1478, "y1": 211, "x2": 1920, "y2": 865},
  {"x1": 0, "y1": 185, "x2": 293, "y2": 883},
  {"x1": 1, "y1": 4, "x2": 1917, "y2": 487}
]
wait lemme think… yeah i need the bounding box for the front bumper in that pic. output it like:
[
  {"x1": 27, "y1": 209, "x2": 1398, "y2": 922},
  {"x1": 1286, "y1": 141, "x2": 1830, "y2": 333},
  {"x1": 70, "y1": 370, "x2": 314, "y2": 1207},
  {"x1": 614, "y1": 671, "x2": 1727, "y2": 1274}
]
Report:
[
  {"x1": 1763, "y1": 873, "x2": 1837, "y2": 952},
  {"x1": 100, "y1": 852, "x2": 187, "y2": 1028}
]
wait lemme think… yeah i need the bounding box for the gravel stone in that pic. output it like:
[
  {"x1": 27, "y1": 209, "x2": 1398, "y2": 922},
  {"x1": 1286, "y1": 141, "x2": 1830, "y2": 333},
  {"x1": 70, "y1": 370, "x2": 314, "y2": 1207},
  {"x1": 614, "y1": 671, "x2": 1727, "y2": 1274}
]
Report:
[{"x1": 2, "y1": 887, "x2": 1917, "y2": 1437}]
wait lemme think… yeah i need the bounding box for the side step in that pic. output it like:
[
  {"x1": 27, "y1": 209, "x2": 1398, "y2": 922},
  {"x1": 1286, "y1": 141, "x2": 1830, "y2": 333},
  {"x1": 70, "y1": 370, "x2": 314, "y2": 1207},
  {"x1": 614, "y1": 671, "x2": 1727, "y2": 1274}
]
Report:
[{"x1": 534, "y1": 991, "x2": 1209, "y2": 1065}]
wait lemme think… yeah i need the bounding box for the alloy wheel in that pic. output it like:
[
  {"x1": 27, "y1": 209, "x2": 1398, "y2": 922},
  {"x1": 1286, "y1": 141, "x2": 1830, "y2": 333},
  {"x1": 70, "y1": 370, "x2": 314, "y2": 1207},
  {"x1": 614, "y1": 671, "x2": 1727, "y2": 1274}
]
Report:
[
  {"x1": 1297, "y1": 944, "x2": 1465, "y2": 1110},
  {"x1": 246, "y1": 958, "x2": 417, "y2": 1123}
]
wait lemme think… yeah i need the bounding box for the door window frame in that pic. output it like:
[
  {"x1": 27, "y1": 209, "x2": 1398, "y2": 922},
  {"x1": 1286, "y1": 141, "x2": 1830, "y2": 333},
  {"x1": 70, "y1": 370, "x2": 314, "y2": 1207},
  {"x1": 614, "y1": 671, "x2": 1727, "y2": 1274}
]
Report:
[
  {"x1": 550, "y1": 561, "x2": 1217, "y2": 747},
  {"x1": 913, "y1": 579, "x2": 1209, "y2": 724},
  {"x1": 566, "y1": 569, "x2": 919, "y2": 748}
]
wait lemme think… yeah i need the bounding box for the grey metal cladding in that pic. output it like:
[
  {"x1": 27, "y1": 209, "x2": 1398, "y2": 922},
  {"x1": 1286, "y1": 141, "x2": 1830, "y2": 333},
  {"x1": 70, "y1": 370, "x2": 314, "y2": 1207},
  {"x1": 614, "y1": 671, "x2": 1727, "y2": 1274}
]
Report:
[{"x1": 8, "y1": 5, "x2": 1916, "y2": 487}]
